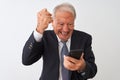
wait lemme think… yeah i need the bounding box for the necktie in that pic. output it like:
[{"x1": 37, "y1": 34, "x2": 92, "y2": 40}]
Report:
[{"x1": 61, "y1": 41, "x2": 69, "y2": 80}]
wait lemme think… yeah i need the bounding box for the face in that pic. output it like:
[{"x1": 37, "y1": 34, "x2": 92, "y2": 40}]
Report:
[{"x1": 52, "y1": 11, "x2": 75, "y2": 41}]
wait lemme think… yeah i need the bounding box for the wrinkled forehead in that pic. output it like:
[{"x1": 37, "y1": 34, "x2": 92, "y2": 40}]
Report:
[{"x1": 53, "y1": 11, "x2": 75, "y2": 23}]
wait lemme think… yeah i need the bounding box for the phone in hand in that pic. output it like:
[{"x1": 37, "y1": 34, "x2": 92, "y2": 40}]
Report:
[{"x1": 68, "y1": 49, "x2": 83, "y2": 59}]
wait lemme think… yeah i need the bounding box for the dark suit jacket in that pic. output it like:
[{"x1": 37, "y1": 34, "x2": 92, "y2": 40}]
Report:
[{"x1": 22, "y1": 30, "x2": 97, "y2": 80}]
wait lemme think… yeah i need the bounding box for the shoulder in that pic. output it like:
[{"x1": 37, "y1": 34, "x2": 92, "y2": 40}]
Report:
[
  {"x1": 73, "y1": 30, "x2": 92, "y2": 39},
  {"x1": 44, "y1": 30, "x2": 54, "y2": 34},
  {"x1": 43, "y1": 30, "x2": 58, "y2": 41},
  {"x1": 43, "y1": 30, "x2": 54, "y2": 36}
]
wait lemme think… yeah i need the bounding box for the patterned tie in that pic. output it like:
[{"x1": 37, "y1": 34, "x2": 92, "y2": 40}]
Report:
[{"x1": 61, "y1": 41, "x2": 69, "y2": 80}]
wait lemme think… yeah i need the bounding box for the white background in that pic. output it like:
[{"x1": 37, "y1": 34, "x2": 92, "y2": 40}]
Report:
[{"x1": 0, "y1": 0, "x2": 120, "y2": 80}]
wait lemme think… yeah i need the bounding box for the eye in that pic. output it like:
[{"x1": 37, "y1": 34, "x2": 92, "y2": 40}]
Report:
[
  {"x1": 58, "y1": 23, "x2": 64, "y2": 27},
  {"x1": 68, "y1": 23, "x2": 74, "y2": 27},
  {"x1": 68, "y1": 23, "x2": 72, "y2": 26},
  {"x1": 60, "y1": 23, "x2": 64, "y2": 26}
]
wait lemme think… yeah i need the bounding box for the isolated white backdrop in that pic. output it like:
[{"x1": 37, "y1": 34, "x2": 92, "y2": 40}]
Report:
[{"x1": 0, "y1": 0, "x2": 120, "y2": 80}]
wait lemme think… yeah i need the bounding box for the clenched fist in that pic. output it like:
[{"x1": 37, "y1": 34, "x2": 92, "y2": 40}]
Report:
[{"x1": 36, "y1": 8, "x2": 53, "y2": 34}]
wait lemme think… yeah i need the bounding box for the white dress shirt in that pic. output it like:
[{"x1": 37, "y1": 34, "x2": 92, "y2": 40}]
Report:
[{"x1": 33, "y1": 30, "x2": 71, "y2": 80}]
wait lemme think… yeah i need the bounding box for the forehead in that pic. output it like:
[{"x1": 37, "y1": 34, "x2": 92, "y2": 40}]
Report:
[{"x1": 54, "y1": 11, "x2": 74, "y2": 20}]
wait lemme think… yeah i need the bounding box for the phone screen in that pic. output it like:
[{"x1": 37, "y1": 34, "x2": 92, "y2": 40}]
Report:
[{"x1": 68, "y1": 49, "x2": 83, "y2": 59}]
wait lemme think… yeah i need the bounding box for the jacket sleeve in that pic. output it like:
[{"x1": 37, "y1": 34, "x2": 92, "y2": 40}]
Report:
[
  {"x1": 80, "y1": 35, "x2": 97, "y2": 79},
  {"x1": 72, "y1": 35, "x2": 97, "y2": 80},
  {"x1": 22, "y1": 32, "x2": 44, "y2": 65}
]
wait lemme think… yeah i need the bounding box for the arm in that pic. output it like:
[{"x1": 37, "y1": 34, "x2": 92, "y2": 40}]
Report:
[
  {"x1": 78, "y1": 35, "x2": 97, "y2": 79},
  {"x1": 22, "y1": 32, "x2": 44, "y2": 65},
  {"x1": 22, "y1": 8, "x2": 52, "y2": 65},
  {"x1": 64, "y1": 35, "x2": 97, "y2": 79}
]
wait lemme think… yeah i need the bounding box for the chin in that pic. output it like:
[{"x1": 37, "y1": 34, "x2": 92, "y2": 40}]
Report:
[{"x1": 58, "y1": 34, "x2": 70, "y2": 41}]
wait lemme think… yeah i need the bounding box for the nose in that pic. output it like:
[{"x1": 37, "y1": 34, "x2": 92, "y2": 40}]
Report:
[{"x1": 62, "y1": 24, "x2": 69, "y2": 32}]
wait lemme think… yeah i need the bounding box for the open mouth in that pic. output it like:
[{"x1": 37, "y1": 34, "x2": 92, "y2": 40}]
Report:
[
  {"x1": 58, "y1": 31, "x2": 71, "y2": 41},
  {"x1": 61, "y1": 32, "x2": 69, "y2": 36}
]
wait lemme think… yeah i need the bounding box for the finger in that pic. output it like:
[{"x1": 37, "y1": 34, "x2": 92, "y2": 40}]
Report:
[
  {"x1": 37, "y1": 8, "x2": 46, "y2": 14},
  {"x1": 64, "y1": 55, "x2": 78, "y2": 64},
  {"x1": 48, "y1": 16, "x2": 53, "y2": 23},
  {"x1": 43, "y1": 8, "x2": 47, "y2": 11},
  {"x1": 42, "y1": 16, "x2": 53, "y2": 24},
  {"x1": 37, "y1": 8, "x2": 51, "y2": 16},
  {"x1": 80, "y1": 53, "x2": 84, "y2": 59},
  {"x1": 64, "y1": 60, "x2": 78, "y2": 71},
  {"x1": 64, "y1": 56, "x2": 76, "y2": 70},
  {"x1": 42, "y1": 8, "x2": 52, "y2": 16}
]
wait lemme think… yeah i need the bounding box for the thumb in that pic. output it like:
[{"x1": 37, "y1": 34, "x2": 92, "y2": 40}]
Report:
[
  {"x1": 42, "y1": 8, "x2": 47, "y2": 11},
  {"x1": 80, "y1": 53, "x2": 84, "y2": 59}
]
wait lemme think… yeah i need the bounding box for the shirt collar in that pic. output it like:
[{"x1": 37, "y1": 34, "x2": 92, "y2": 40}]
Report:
[{"x1": 56, "y1": 35, "x2": 71, "y2": 44}]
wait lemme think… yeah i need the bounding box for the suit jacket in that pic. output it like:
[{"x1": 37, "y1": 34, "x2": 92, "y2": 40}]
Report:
[{"x1": 22, "y1": 30, "x2": 97, "y2": 80}]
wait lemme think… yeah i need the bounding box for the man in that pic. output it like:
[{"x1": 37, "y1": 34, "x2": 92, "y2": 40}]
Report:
[{"x1": 22, "y1": 3, "x2": 97, "y2": 80}]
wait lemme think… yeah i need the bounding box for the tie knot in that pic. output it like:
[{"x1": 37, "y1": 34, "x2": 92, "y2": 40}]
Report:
[{"x1": 61, "y1": 41, "x2": 67, "y2": 45}]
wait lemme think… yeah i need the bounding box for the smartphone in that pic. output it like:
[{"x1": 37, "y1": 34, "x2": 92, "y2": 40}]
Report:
[{"x1": 68, "y1": 49, "x2": 83, "y2": 59}]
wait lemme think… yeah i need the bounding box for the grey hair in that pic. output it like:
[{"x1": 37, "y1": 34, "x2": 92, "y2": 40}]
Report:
[{"x1": 53, "y1": 3, "x2": 76, "y2": 19}]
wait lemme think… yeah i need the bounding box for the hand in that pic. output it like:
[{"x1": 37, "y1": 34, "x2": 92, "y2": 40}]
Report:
[
  {"x1": 36, "y1": 8, "x2": 53, "y2": 34},
  {"x1": 63, "y1": 53, "x2": 86, "y2": 71}
]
